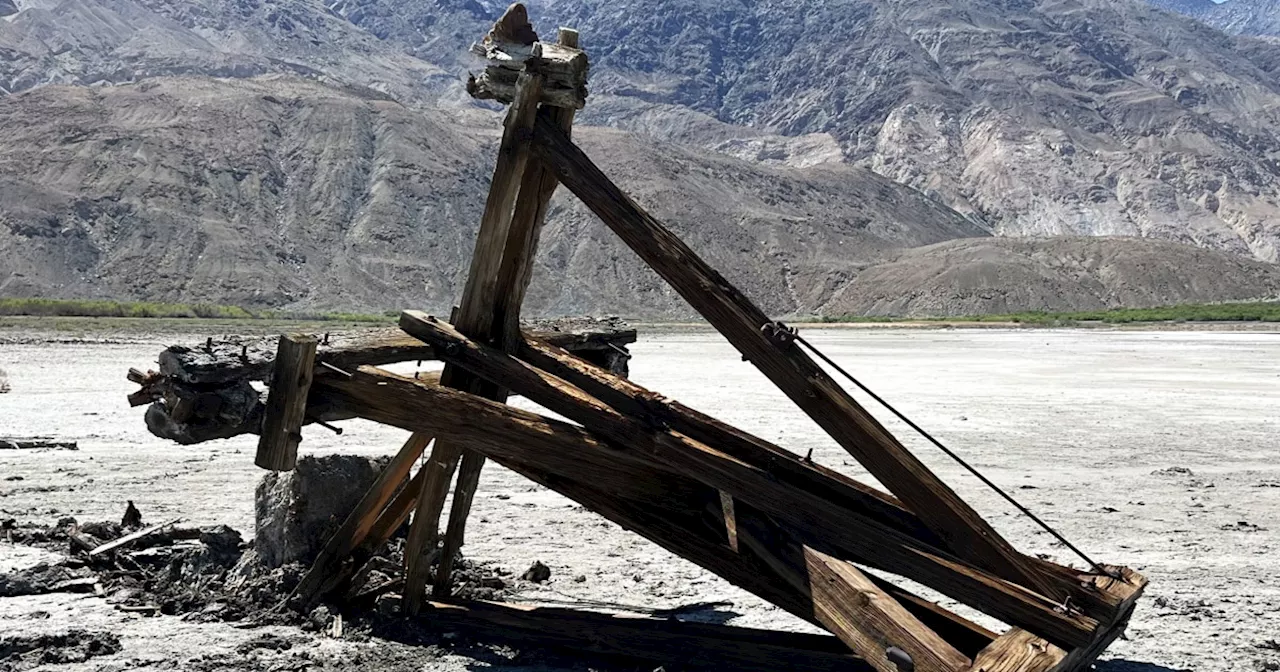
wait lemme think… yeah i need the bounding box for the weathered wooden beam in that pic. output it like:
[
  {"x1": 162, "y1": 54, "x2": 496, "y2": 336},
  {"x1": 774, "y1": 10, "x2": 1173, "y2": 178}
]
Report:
[
  {"x1": 515, "y1": 334, "x2": 944, "y2": 545},
  {"x1": 512, "y1": 335, "x2": 1136, "y2": 625},
  {"x1": 256, "y1": 334, "x2": 317, "y2": 471},
  {"x1": 289, "y1": 433, "x2": 432, "y2": 607},
  {"x1": 806, "y1": 545, "x2": 971, "y2": 672},
  {"x1": 150, "y1": 325, "x2": 634, "y2": 387},
  {"x1": 419, "y1": 598, "x2": 871, "y2": 672},
  {"x1": 312, "y1": 368, "x2": 995, "y2": 657},
  {"x1": 398, "y1": 318, "x2": 969, "y2": 669},
  {"x1": 527, "y1": 113, "x2": 1064, "y2": 602},
  {"x1": 315, "y1": 364, "x2": 1099, "y2": 649},
  {"x1": 395, "y1": 313, "x2": 1108, "y2": 648},
  {"x1": 432, "y1": 28, "x2": 583, "y2": 600},
  {"x1": 402, "y1": 70, "x2": 546, "y2": 615}
]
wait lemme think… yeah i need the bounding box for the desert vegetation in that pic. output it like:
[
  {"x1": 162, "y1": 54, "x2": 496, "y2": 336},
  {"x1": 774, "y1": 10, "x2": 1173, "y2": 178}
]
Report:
[{"x1": 0, "y1": 298, "x2": 393, "y2": 323}]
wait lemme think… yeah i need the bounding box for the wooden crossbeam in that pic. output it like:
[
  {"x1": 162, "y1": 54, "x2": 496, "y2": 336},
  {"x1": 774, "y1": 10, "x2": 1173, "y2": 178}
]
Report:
[
  {"x1": 394, "y1": 315, "x2": 1100, "y2": 648},
  {"x1": 511, "y1": 334, "x2": 1136, "y2": 625},
  {"x1": 314, "y1": 363, "x2": 1098, "y2": 649},
  {"x1": 310, "y1": 364, "x2": 1001, "y2": 659},
  {"x1": 525, "y1": 113, "x2": 1063, "y2": 602}
]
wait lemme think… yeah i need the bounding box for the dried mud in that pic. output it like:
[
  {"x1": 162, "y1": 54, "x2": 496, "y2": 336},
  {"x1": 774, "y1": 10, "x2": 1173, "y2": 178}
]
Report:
[{"x1": 1, "y1": 326, "x2": 1279, "y2": 671}]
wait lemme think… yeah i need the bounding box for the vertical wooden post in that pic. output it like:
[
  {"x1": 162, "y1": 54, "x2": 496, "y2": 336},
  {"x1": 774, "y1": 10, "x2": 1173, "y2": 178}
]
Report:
[
  {"x1": 427, "y1": 27, "x2": 582, "y2": 601},
  {"x1": 401, "y1": 70, "x2": 547, "y2": 614},
  {"x1": 255, "y1": 334, "x2": 318, "y2": 471}
]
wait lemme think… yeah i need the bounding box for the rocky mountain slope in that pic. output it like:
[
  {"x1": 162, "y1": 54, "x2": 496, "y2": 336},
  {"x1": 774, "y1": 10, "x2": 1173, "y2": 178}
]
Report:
[
  {"x1": 0, "y1": 0, "x2": 455, "y2": 102},
  {"x1": 0, "y1": 77, "x2": 991, "y2": 317},
  {"x1": 3, "y1": 0, "x2": 1280, "y2": 317},
  {"x1": 542, "y1": 0, "x2": 1280, "y2": 265},
  {"x1": 827, "y1": 236, "x2": 1280, "y2": 316},
  {"x1": 1148, "y1": 0, "x2": 1280, "y2": 37}
]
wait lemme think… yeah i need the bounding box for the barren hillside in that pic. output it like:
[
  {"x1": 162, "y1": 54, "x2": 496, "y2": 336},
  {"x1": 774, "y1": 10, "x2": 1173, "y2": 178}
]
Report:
[
  {"x1": 0, "y1": 77, "x2": 991, "y2": 317},
  {"x1": 3, "y1": 0, "x2": 1280, "y2": 317},
  {"x1": 827, "y1": 236, "x2": 1280, "y2": 317}
]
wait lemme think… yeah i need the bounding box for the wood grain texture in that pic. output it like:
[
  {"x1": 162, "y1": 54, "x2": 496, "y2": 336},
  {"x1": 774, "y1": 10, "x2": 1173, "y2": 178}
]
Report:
[
  {"x1": 255, "y1": 334, "x2": 317, "y2": 471},
  {"x1": 527, "y1": 114, "x2": 1063, "y2": 604},
  {"x1": 402, "y1": 71, "x2": 545, "y2": 614},
  {"x1": 434, "y1": 43, "x2": 581, "y2": 597},
  {"x1": 804, "y1": 546, "x2": 970, "y2": 672},
  {"x1": 398, "y1": 313, "x2": 1097, "y2": 648},
  {"x1": 318, "y1": 360, "x2": 1096, "y2": 649},
  {"x1": 289, "y1": 432, "x2": 431, "y2": 606},
  {"x1": 314, "y1": 366, "x2": 998, "y2": 659},
  {"x1": 969, "y1": 629, "x2": 1064, "y2": 672}
]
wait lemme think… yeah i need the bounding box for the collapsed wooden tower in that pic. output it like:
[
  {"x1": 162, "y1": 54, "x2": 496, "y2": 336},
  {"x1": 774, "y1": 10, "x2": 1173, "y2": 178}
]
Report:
[{"x1": 136, "y1": 5, "x2": 1147, "y2": 670}]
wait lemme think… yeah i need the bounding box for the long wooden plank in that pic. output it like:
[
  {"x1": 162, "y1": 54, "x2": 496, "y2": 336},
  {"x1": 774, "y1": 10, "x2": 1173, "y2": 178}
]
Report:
[
  {"x1": 804, "y1": 545, "x2": 971, "y2": 671},
  {"x1": 395, "y1": 314, "x2": 1100, "y2": 648},
  {"x1": 397, "y1": 333, "x2": 966, "y2": 669},
  {"x1": 256, "y1": 334, "x2": 317, "y2": 471},
  {"x1": 420, "y1": 598, "x2": 872, "y2": 672},
  {"x1": 89, "y1": 518, "x2": 182, "y2": 556},
  {"x1": 402, "y1": 71, "x2": 545, "y2": 615},
  {"x1": 527, "y1": 114, "x2": 1062, "y2": 602},
  {"x1": 314, "y1": 365, "x2": 1099, "y2": 648},
  {"x1": 310, "y1": 368, "x2": 998, "y2": 649}
]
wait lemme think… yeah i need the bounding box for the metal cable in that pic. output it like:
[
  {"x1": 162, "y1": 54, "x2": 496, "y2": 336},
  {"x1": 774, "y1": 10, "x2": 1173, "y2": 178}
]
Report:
[{"x1": 788, "y1": 330, "x2": 1117, "y2": 578}]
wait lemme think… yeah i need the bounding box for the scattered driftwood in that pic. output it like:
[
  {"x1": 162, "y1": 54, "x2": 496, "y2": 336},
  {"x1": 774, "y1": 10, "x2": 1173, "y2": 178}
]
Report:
[
  {"x1": 89, "y1": 518, "x2": 182, "y2": 557},
  {"x1": 0, "y1": 437, "x2": 77, "y2": 450}
]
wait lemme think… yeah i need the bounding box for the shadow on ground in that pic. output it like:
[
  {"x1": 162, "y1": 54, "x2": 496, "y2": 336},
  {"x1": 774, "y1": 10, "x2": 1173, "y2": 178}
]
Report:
[{"x1": 1098, "y1": 660, "x2": 1193, "y2": 672}]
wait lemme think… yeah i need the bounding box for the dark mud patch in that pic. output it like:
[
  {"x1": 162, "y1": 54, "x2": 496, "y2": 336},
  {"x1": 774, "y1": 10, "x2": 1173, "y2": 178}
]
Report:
[
  {"x1": 0, "y1": 630, "x2": 122, "y2": 671},
  {"x1": 0, "y1": 562, "x2": 94, "y2": 597}
]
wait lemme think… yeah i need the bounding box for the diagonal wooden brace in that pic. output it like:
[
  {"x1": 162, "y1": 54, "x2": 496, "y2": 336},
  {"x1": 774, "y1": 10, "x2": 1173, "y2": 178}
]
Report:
[
  {"x1": 399, "y1": 312, "x2": 1138, "y2": 633},
  {"x1": 525, "y1": 113, "x2": 1066, "y2": 603}
]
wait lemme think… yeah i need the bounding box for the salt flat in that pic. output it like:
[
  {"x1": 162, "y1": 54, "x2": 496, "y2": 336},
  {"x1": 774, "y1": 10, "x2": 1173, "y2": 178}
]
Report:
[{"x1": 2, "y1": 325, "x2": 1278, "y2": 671}]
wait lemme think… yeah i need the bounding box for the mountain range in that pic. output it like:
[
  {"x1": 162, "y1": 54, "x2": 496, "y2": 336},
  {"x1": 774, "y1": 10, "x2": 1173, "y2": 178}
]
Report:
[{"x1": 2, "y1": 0, "x2": 1280, "y2": 317}]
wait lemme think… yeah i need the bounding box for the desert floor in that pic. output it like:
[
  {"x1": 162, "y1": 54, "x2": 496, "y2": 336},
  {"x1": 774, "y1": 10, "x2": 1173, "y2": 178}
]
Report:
[{"x1": 2, "y1": 322, "x2": 1278, "y2": 671}]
